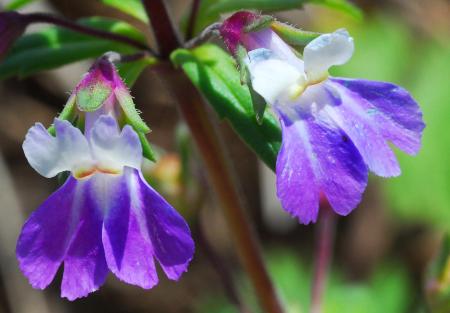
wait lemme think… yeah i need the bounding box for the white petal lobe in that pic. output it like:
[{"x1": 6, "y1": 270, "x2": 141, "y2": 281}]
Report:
[
  {"x1": 89, "y1": 115, "x2": 142, "y2": 172},
  {"x1": 23, "y1": 119, "x2": 93, "y2": 178},
  {"x1": 304, "y1": 29, "x2": 354, "y2": 82},
  {"x1": 247, "y1": 48, "x2": 303, "y2": 104}
]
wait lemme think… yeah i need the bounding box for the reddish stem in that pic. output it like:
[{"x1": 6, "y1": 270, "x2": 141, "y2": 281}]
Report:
[
  {"x1": 23, "y1": 12, "x2": 152, "y2": 53},
  {"x1": 310, "y1": 205, "x2": 337, "y2": 313},
  {"x1": 185, "y1": 0, "x2": 201, "y2": 40}
]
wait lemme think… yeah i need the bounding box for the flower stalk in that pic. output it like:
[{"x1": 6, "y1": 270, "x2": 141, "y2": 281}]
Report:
[
  {"x1": 142, "y1": 1, "x2": 284, "y2": 313},
  {"x1": 310, "y1": 204, "x2": 337, "y2": 313}
]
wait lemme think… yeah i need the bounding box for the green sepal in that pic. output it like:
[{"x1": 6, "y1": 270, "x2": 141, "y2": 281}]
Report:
[
  {"x1": 115, "y1": 88, "x2": 150, "y2": 134},
  {"x1": 235, "y1": 45, "x2": 267, "y2": 125},
  {"x1": 249, "y1": 80, "x2": 267, "y2": 125},
  {"x1": 76, "y1": 82, "x2": 112, "y2": 112},
  {"x1": 47, "y1": 93, "x2": 77, "y2": 136},
  {"x1": 244, "y1": 15, "x2": 275, "y2": 33},
  {"x1": 137, "y1": 131, "x2": 157, "y2": 162},
  {"x1": 236, "y1": 44, "x2": 248, "y2": 84},
  {"x1": 271, "y1": 21, "x2": 321, "y2": 46},
  {"x1": 56, "y1": 171, "x2": 70, "y2": 186}
]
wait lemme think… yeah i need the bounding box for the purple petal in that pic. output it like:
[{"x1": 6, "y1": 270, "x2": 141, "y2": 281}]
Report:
[
  {"x1": 61, "y1": 178, "x2": 108, "y2": 300},
  {"x1": 276, "y1": 101, "x2": 368, "y2": 219},
  {"x1": 323, "y1": 83, "x2": 401, "y2": 177},
  {"x1": 276, "y1": 114, "x2": 320, "y2": 224},
  {"x1": 306, "y1": 112, "x2": 368, "y2": 215},
  {"x1": 102, "y1": 173, "x2": 158, "y2": 289},
  {"x1": 16, "y1": 177, "x2": 79, "y2": 290},
  {"x1": 134, "y1": 169, "x2": 194, "y2": 281},
  {"x1": 330, "y1": 78, "x2": 425, "y2": 155}
]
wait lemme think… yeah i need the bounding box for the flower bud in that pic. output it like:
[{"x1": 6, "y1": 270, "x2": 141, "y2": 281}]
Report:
[{"x1": 73, "y1": 56, "x2": 150, "y2": 134}]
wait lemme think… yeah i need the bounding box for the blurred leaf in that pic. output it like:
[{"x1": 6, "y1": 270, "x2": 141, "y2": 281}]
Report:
[
  {"x1": 199, "y1": 248, "x2": 412, "y2": 313},
  {"x1": 426, "y1": 234, "x2": 450, "y2": 313},
  {"x1": 99, "y1": 0, "x2": 148, "y2": 23},
  {"x1": 0, "y1": 17, "x2": 146, "y2": 79},
  {"x1": 5, "y1": 0, "x2": 39, "y2": 10},
  {"x1": 189, "y1": 0, "x2": 361, "y2": 35},
  {"x1": 117, "y1": 56, "x2": 156, "y2": 86},
  {"x1": 171, "y1": 43, "x2": 281, "y2": 170}
]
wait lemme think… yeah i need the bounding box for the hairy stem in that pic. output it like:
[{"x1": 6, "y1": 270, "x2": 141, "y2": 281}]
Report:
[
  {"x1": 310, "y1": 206, "x2": 337, "y2": 313},
  {"x1": 23, "y1": 12, "x2": 153, "y2": 53},
  {"x1": 142, "y1": 1, "x2": 284, "y2": 312}
]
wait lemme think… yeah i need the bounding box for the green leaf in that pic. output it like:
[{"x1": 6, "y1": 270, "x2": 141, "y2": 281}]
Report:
[
  {"x1": 0, "y1": 17, "x2": 146, "y2": 79},
  {"x1": 100, "y1": 0, "x2": 148, "y2": 24},
  {"x1": 5, "y1": 0, "x2": 39, "y2": 10},
  {"x1": 236, "y1": 45, "x2": 267, "y2": 124},
  {"x1": 189, "y1": 0, "x2": 362, "y2": 35},
  {"x1": 171, "y1": 44, "x2": 281, "y2": 170},
  {"x1": 117, "y1": 56, "x2": 156, "y2": 86}
]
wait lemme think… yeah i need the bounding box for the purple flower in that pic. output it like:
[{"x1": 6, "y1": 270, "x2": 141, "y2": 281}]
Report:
[
  {"x1": 220, "y1": 12, "x2": 425, "y2": 224},
  {"x1": 0, "y1": 11, "x2": 27, "y2": 61},
  {"x1": 17, "y1": 61, "x2": 194, "y2": 300}
]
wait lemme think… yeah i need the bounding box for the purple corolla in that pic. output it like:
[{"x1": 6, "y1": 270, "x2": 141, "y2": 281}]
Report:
[
  {"x1": 17, "y1": 60, "x2": 194, "y2": 300},
  {"x1": 220, "y1": 12, "x2": 425, "y2": 224}
]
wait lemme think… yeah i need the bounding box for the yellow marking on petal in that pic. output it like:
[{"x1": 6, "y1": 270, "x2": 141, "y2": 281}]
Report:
[
  {"x1": 288, "y1": 83, "x2": 306, "y2": 100},
  {"x1": 74, "y1": 168, "x2": 96, "y2": 179},
  {"x1": 307, "y1": 72, "x2": 329, "y2": 86},
  {"x1": 286, "y1": 72, "x2": 330, "y2": 101},
  {"x1": 97, "y1": 167, "x2": 122, "y2": 175}
]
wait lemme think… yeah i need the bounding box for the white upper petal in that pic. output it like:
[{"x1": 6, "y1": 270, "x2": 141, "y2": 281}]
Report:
[
  {"x1": 247, "y1": 48, "x2": 304, "y2": 104},
  {"x1": 89, "y1": 115, "x2": 142, "y2": 172},
  {"x1": 304, "y1": 29, "x2": 354, "y2": 82},
  {"x1": 23, "y1": 119, "x2": 94, "y2": 178}
]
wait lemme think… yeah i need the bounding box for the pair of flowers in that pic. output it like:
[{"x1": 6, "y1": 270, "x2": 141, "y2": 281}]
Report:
[{"x1": 17, "y1": 11, "x2": 424, "y2": 299}]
